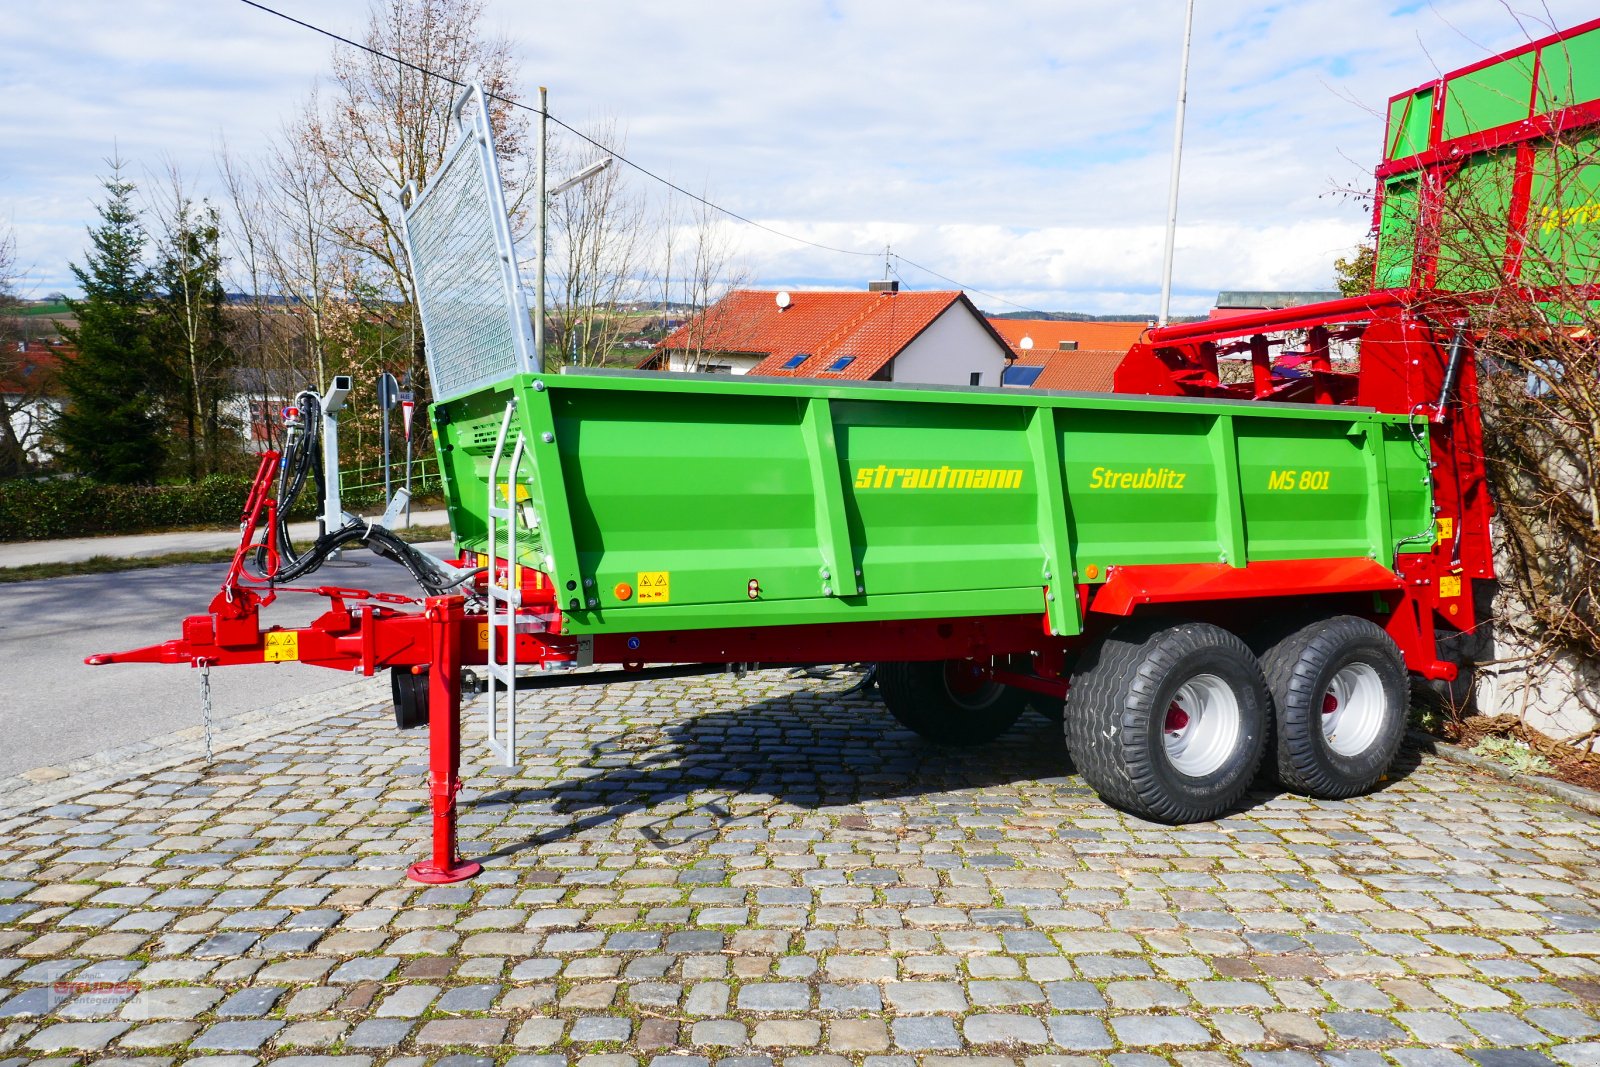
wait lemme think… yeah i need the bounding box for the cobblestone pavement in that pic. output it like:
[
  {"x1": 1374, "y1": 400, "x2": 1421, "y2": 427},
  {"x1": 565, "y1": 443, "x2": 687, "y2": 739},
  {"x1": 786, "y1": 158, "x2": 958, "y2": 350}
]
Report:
[{"x1": 2, "y1": 668, "x2": 1599, "y2": 1067}]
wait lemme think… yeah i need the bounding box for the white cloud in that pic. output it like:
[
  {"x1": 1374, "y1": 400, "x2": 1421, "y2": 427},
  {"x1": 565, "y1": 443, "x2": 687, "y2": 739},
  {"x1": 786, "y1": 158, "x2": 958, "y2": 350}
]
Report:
[{"x1": 3, "y1": 0, "x2": 1596, "y2": 310}]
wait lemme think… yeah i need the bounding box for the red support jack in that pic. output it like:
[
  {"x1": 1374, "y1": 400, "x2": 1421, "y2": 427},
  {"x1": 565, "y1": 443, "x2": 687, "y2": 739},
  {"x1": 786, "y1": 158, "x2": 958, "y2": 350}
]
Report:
[{"x1": 406, "y1": 595, "x2": 483, "y2": 884}]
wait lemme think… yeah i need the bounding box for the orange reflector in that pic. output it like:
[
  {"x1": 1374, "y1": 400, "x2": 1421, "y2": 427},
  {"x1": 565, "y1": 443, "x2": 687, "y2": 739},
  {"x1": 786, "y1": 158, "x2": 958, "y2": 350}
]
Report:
[
  {"x1": 1085, "y1": 564, "x2": 1099, "y2": 580},
  {"x1": 614, "y1": 582, "x2": 634, "y2": 601}
]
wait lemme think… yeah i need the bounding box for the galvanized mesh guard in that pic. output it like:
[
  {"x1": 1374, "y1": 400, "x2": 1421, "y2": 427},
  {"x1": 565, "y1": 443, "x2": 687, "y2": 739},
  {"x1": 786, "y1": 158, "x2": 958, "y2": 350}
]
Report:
[{"x1": 402, "y1": 85, "x2": 535, "y2": 401}]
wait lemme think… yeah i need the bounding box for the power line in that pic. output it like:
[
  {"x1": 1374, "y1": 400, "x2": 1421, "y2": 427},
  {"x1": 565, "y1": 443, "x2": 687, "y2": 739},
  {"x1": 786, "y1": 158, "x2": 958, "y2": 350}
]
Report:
[
  {"x1": 237, "y1": 0, "x2": 872, "y2": 259},
  {"x1": 235, "y1": 0, "x2": 1053, "y2": 315},
  {"x1": 891, "y1": 253, "x2": 1050, "y2": 317}
]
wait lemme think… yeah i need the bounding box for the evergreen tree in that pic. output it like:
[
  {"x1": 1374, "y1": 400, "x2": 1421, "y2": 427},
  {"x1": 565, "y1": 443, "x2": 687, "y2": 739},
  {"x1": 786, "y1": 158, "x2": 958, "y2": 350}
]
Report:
[{"x1": 58, "y1": 166, "x2": 170, "y2": 483}]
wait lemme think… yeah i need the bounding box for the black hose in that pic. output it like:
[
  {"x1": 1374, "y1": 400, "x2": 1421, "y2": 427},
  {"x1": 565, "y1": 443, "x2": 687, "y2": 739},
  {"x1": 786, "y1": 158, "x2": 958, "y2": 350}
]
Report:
[
  {"x1": 242, "y1": 388, "x2": 470, "y2": 597},
  {"x1": 246, "y1": 390, "x2": 323, "y2": 582}
]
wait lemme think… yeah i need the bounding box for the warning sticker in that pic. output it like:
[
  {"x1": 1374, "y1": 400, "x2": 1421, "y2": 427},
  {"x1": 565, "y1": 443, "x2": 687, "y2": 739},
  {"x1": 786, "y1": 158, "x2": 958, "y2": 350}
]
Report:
[
  {"x1": 263, "y1": 631, "x2": 299, "y2": 662},
  {"x1": 1439, "y1": 576, "x2": 1462, "y2": 599},
  {"x1": 637, "y1": 571, "x2": 670, "y2": 603},
  {"x1": 1436, "y1": 517, "x2": 1454, "y2": 544}
]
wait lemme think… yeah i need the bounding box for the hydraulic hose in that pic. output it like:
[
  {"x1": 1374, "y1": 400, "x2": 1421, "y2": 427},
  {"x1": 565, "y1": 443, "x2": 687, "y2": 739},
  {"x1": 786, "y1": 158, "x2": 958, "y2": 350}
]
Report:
[{"x1": 244, "y1": 389, "x2": 469, "y2": 597}]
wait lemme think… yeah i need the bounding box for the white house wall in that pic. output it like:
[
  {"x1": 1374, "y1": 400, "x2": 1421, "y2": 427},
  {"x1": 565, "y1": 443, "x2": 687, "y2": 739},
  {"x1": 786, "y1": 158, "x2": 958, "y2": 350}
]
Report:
[
  {"x1": 665, "y1": 352, "x2": 762, "y2": 375},
  {"x1": 5, "y1": 396, "x2": 61, "y2": 465},
  {"x1": 894, "y1": 305, "x2": 1008, "y2": 387}
]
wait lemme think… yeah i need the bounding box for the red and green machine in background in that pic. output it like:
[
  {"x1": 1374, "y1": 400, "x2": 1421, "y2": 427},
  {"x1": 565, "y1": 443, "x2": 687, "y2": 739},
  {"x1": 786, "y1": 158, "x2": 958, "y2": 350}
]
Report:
[{"x1": 92, "y1": 18, "x2": 1600, "y2": 879}]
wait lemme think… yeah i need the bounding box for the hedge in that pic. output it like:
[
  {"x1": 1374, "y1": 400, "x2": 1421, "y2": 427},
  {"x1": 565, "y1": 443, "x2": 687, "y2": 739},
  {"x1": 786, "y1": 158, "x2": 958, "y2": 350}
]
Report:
[{"x1": 0, "y1": 476, "x2": 371, "y2": 542}]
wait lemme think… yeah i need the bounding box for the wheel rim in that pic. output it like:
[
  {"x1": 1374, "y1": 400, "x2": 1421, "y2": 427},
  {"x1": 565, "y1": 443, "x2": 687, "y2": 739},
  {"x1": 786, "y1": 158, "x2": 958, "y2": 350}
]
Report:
[
  {"x1": 942, "y1": 660, "x2": 1004, "y2": 710},
  {"x1": 1321, "y1": 662, "x2": 1385, "y2": 757},
  {"x1": 1161, "y1": 673, "x2": 1241, "y2": 777}
]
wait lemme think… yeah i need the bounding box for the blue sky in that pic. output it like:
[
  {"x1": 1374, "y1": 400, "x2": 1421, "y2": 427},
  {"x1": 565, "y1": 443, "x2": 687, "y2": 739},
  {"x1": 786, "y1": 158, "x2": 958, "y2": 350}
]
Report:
[{"x1": 3, "y1": 0, "x2": 1595, "y2": 315}]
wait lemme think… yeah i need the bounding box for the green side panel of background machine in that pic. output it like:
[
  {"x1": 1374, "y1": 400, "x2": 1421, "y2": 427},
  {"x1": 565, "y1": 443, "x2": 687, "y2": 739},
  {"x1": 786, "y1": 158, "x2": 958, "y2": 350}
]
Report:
[
  {"x1": 1375, "y1": 22, "x2": 1600, "y2": 298},
  {"x1": 429, "y1": 372, "x2": 1433, "y2": 639}
]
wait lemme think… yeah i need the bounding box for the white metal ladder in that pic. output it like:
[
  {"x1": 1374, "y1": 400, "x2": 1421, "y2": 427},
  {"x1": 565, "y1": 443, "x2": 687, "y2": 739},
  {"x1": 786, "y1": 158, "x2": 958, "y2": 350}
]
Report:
[{"x1": 484, "y1": 399, "x2": 526, "y2": 767}]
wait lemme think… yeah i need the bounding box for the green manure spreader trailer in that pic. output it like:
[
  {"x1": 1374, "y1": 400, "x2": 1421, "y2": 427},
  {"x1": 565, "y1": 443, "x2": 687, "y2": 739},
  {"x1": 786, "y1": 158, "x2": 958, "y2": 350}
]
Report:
[{"x1": 97, "y1": 18, "x2": 1600, "y2": 878}]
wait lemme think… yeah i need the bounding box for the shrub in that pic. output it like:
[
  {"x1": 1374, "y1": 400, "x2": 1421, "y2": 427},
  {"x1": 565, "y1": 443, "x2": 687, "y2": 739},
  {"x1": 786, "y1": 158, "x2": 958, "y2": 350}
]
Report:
[{"x1": 0, "y1": 475, "x2": 334, "y2": 542}]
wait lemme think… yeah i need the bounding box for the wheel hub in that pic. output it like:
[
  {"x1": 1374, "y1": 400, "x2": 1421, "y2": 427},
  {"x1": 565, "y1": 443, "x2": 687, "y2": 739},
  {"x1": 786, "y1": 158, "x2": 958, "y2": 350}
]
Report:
[
  {"x1": 1321, "y1": 662, "x2": 1385, "y2": 756},
  {"x1": 942, "y1": 660, "x2": 1001, "y2": 708},
  {"x1": 1160, "y1": 674, "x2": 1241, "y2": 777}
]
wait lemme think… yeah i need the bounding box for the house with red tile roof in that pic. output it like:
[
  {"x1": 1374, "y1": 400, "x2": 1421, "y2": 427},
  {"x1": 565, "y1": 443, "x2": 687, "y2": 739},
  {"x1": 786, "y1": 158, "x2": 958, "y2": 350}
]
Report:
[
  {"x1": 986, "y1": 318, "x2": 1150, "y2": 360},
  {"x1": 1000, "y1": 348, "x2": 1128, "y2": 392},
  {"x1": 2, "y1": 339, "x2": 70, "y2": 466},
  {"x1": 646, "y1": 284, "x2": 1013, "y2": 387}
]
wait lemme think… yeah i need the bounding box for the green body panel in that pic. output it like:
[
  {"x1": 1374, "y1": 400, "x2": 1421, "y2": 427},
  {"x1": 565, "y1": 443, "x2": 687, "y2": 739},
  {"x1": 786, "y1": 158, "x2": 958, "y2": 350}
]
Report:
[
  {"x1": 1442, "y1": 55, "x2": 1535, "y2": 141},
  {"x1": 1375, "y1": 23, "x2": 1600, "y2": 295},
  {"x1": 1537, "y1": 27, "x2": 1600, "y2": 112},
  {"x1": 1433, "y1": 149, "x2": 1518, "y2": 292},
  {"x1": 1526, "y1": 131, "x2": 1600, "y2": 298},
  {"x1": 1375, "y1": 177, "x2": 1420, "y2": 288},
  {"x1": 1386, "y1": 90, "x2": 1433, "y2": 161},
  {"x1": 430, "y1": 372, "x2": 1433, "y2": 639}
]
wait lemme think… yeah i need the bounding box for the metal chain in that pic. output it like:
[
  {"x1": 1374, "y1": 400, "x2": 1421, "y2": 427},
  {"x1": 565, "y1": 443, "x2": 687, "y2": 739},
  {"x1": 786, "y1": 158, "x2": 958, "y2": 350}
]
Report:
[{"x1": 199, "y1": 662, "x2": 214, "y2": 762}]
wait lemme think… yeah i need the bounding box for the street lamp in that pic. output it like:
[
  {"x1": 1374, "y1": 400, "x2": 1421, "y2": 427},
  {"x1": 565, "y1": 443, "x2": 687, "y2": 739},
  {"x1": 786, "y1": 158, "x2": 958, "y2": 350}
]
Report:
[
  {"x1": 532, "y1": 85, "x2": 615, "y2": 370},
  {"x1": 550, "y1": 156, "x2": 615, "y2": 198}
]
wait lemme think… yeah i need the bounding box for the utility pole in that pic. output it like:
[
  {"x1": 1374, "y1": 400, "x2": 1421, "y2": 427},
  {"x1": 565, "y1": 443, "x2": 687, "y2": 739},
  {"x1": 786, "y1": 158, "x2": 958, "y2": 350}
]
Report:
[
  {"x1": 1158, "y1": 0, "x2": 1196, "y2": 327},
  {"x1": 534, "y1": 86, "x2": 548, "y2": 371}
]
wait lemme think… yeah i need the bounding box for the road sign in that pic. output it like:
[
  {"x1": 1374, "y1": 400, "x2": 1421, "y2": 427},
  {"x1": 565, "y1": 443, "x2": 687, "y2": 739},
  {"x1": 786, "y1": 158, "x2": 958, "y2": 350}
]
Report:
[
  {"x1": 378, "y1": 373, "x2": 401, "y2": 503},
  {"x1": 378, "y1": 372, "x2": 401, "y2": 410}
]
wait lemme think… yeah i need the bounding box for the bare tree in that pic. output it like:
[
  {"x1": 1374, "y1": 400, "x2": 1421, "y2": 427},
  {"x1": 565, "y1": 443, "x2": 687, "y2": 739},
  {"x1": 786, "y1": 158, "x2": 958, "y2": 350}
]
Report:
[
  {"x1": 217, "y1": 141, "x2": 281, "y2": 451},
  {"x1": 546, "y1": 120, "x2": 651, "y2": 367},
  {"x1": 220, "y1": 129, "x2": 369, "y2": 390},
  {"x1": 663, "y1": 188, "x2": 748, "y2": 371},
  {"x1": 1411, "y1": 129, "x2": 1600, "y2": 735},
  {"x1": 0, "y1": 223, "x2": 35, "y2": 477},
  {"x1": 296, "y1": 0, "x2": 528, "y2": 391},
  {"x1": 267, "y1": 130, "x2": 350, "y2": 390},
  {"x1": 148, "y1": 163, "x2": 237, "y2": 478}
]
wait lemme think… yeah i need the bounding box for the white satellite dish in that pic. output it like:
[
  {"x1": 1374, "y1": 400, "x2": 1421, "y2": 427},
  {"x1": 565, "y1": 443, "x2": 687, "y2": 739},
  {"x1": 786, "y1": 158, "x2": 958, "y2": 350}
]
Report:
[
  {"x1": 1020, "y1": 335, "x2": 1034, "y2": 350},
  {"x1": 775, "y1": 291, "x2": 792, "y2": 310}
]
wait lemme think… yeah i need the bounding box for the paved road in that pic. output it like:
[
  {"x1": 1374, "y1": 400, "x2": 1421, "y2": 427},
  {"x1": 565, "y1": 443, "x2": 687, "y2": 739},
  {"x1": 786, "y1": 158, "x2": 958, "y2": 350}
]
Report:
[
  {"x1": 0, "y1": 510, "x2": 448, "y2": 567},
  {"x1": 0, "y1": 543, "x2": 448, "y2": 778}
]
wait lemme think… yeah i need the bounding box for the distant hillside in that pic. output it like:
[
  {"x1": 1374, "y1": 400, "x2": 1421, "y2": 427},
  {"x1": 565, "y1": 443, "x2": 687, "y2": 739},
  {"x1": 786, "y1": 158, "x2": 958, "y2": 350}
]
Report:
[
  {"x1": 986, "y1": 310, "x2": 1207, "y2": 324},
  {"x1": 16, "y1": 300, "x2": 71, "y2": 318}
]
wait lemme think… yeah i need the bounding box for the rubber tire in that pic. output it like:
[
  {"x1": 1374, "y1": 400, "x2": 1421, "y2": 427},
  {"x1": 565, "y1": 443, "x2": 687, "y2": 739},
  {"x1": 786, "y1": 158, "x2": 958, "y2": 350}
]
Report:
[
  {"x1": 877, "y1": 660, "x2": 1029, "y2": 745},
  {"x1": 1258, "y1": 615, "x2": 1407, "y2": 798},
  {"x1": 1064, "y1": 620, "x2": 1269, "y2": 824},
  {"x1": 392, "y1": 667, "x2": 428, "y2": 730}
]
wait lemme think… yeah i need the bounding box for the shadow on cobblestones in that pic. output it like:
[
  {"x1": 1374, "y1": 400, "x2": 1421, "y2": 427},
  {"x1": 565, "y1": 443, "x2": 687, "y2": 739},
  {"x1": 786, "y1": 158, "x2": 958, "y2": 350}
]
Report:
[
  {"x1": 467, "y1": 688, "x2": 1081, "y2": 861},
  {"x1": 457, "y1": 680, "x2": 1431, "y2": 864}
]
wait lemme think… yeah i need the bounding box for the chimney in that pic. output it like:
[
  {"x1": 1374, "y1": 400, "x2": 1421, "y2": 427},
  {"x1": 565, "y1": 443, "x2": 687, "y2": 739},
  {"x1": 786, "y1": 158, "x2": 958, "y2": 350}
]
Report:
[
  {"x1": 1058, "y1": 340, "x2": 1079, "y2": 351},
  {"x1": 868, "y1": 279, "x2": 900, "y2": 293}
]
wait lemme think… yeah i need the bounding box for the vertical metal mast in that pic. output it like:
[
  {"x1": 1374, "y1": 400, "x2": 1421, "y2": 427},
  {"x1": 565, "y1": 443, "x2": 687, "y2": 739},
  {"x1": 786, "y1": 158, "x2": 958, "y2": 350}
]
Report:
[
  {"x1": 534, "y1": 86, "x2": 549, "y2": 371},
  {"x1": 1158, "y1": 0, "x2": 1196, "y2": 327}
]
